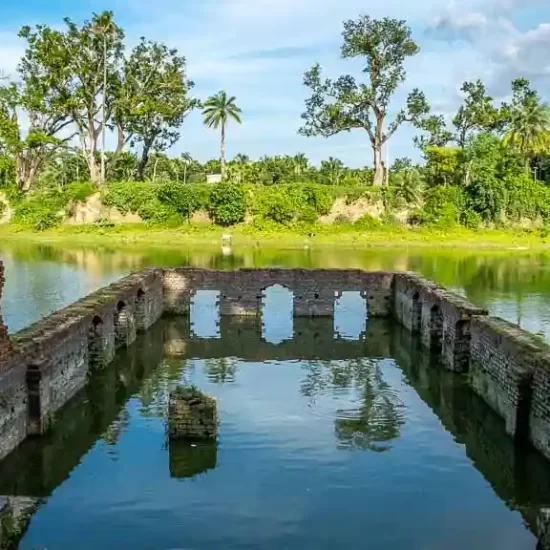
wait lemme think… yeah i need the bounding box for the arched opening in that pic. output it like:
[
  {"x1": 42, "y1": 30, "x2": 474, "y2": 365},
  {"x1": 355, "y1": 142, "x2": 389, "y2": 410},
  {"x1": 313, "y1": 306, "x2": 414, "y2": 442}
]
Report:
[
  {"x1": 429, "y1": 304, "x2": 443, "y2": 352},
  {"x1": 135, "y1": 288, "x2": 146, "y2": 332},
  {"x1": 261, "y1": 285, "x2": 294, "y2": 344},
  {"x1": 88, "y1": 315, "x2": 104, "y2": 369},
  {"x1": 334, "y1": 291, "x2": 367, "y2": 340},
  {"x1": 412, "y1": 292, "x2": 422, "y2": 333},
  {"x1": 190, "y1": 290, "x2": 220, "y2": 339},
  {"x1": 114, "y1": 301, "x2": 129, "y2": 349}
]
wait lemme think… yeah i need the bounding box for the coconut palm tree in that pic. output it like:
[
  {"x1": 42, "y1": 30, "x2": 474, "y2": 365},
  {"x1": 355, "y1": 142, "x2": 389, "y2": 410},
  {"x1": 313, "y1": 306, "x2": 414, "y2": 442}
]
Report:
[
  {"x1": 202, "y1": 91, "x2": 242, "y2": 179},
  {"x1": 292, "y1": 153, "x2": 309, "y2": 180},
  {"x1": 504, "y1": 94, "x2": 550, "y2": 171}
]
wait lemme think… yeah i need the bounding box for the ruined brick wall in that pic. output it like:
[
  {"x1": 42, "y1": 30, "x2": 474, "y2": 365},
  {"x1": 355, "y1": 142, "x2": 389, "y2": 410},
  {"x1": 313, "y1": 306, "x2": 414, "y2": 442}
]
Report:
[
  {"x1": 469, "y1": 316, "x2": 537, "y2": 440},
  {"x1": 394, "y1": 272, "x2": 487, "y2": 373},
  {"x1": 162, "y1": 268, "x2": 395, "y2": 318},
  {"x1": 0, "y1": 262, "x2": 12, "y2": 364}
]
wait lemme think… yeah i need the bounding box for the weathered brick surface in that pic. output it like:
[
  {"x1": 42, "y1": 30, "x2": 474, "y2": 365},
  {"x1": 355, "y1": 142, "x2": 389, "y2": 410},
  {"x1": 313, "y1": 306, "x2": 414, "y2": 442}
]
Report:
[
  {"x1": 469, "y1": 316, "x2": 537, "y2": 439},
  {"x1": 162, "y1": 268, "x2": 395, "y2": 318},
  {"x1": 168, "y1": 387, "x2": 218, "y2": 440},
  {"x1": 394, "y1": 272, "x2": 487, "y2": 372},
  {"x1": 0, "y1": 262, "x2": 13, "y2": 366}
]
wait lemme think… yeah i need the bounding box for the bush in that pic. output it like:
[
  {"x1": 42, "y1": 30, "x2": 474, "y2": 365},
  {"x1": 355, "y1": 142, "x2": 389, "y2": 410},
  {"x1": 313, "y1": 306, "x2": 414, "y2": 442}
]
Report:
[
  {"x1": 354, "y1": 214, "x2": 381, "y2": 230},
  {"x1": 264, "y1": 190, "x2": 296, "y2": 225},
  {"x1": 101, "y1": 181, "x2": 159, "y2": 214},
  {"x1": 63, "y1": 182, "x2": 96, "y2": 203},
  {"x1": 505, "y1": 173, "x2": 550, "y2": 222},
  {"x1": 208, "y1": 183, "x2": 247, "y2": 226},
  {"x1": 158, "y1": 183, "x2": 210, "y2": 222},
  {"x1": 419, "y1": 186, "x2": 465, "y2": 227},
  {"x1": 302, "y1": 184, "x2": 332, "y2": 215},
  {"x1": 461, "y1": 209, "x2": 482, "y2": 229},
  {"x1": 14, "y1": 201, "x2": 62, "y2": 231}
]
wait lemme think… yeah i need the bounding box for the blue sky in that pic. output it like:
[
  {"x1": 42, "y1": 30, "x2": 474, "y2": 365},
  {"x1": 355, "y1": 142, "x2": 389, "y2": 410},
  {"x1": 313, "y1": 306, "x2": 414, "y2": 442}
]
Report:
[{"x1": 1, "y1": 0, "x2": 550, "y2": 167}]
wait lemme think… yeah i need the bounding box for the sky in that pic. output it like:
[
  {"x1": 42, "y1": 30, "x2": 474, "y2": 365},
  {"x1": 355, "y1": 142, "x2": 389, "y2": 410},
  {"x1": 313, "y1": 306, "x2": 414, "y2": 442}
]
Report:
[{"x1": 1, "y1": 0, "x2": 550, "y2": 167}]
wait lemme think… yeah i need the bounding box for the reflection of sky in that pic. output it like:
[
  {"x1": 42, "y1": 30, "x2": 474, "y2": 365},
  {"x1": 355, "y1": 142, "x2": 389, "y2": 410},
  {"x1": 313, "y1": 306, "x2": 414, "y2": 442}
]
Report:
[{"x1": 20, "y1": 350, "x2": 534, "y2": 550}]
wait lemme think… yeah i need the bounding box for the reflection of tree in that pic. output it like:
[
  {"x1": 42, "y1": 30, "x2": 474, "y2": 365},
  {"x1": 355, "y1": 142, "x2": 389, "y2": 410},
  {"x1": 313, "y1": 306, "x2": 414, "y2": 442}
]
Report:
[
  {"x1": 205, "y1": 357, "x2": 238, "y2": 384},
  {"x1": 138, "y1": 359, "x2": 193, "y2": 418},
  {"x1": 335, "y1": 361, "x2": 405, "y2": 452},
  {"x1": 100, "y1": 408, "x2": 131, "y2": 458},
  {"x1": 301, "y1": 358, "x2": 405, "y2": 452}
]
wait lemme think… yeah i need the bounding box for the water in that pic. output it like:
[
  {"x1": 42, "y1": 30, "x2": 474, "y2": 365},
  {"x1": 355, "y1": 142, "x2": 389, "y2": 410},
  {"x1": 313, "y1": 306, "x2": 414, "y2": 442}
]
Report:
[
  {"x1": 2, "y1": 241, "x2": 550, "y2": 340},
  {"x1": 1, "y1": 241, "x2": 550, "y2": 548}
]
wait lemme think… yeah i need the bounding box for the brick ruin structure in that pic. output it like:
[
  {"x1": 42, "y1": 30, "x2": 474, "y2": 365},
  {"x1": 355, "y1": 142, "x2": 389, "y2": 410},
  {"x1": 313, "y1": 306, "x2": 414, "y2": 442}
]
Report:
[{"x1": 0, "y1": 262, "x2": 12, "y2": 364}]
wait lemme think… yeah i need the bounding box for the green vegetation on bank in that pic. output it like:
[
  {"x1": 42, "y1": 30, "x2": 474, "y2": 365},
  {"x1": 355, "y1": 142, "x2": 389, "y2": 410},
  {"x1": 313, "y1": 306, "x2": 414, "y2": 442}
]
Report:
[
  {"x1": 2, "y1": 12, "x2": 550, "y2": 242},
  {"x1": 2, "y1": 221, "x2": 549, "y2": 250}
]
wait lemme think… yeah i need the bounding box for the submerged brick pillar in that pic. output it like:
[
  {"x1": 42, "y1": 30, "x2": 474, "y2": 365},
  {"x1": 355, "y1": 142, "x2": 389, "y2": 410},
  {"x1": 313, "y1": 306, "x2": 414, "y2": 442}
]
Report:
[
  {"x1": 0, "y1": 262, "x2": 13, "y2": 364},
  {"x1": 168, "y1": 387, "x2": 218, "y2": 440}
]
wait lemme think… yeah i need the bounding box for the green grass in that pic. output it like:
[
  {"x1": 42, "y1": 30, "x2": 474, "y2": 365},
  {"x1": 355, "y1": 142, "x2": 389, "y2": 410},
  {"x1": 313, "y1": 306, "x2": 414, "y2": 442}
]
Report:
[{"x1": 1, "y1": 222, "x2": 549, "y2": 250}]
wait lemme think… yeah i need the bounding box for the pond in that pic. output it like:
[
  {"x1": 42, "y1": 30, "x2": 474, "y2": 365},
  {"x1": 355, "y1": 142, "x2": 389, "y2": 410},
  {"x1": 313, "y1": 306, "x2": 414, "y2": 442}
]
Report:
[
  {"x1": 2, "y1": 241, "x2": 550, "y2": 339},
  {"x1": 1, "y1": 241, "x2": 550, "y2": 549}
]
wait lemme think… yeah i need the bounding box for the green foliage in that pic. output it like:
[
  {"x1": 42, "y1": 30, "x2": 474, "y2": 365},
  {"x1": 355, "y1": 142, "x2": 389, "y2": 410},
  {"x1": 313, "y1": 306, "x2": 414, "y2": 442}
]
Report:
[
  {"x1": 14, "y1": 198, "x2": 63, "y2": 231},
  {"x1": 354, "y1": 214, "x2": 381, "y2": 230},
  {"x1": 158, "y1": 182, "x2": 210, "y2": 222},
  {"x1": 419, "y1": 186, "x2": 465, "y2": 228},
  {"x1": 62, "y1": 182, "x2": 96, "y2": 202},
  {"x1": 423, "y1": 146, "x2": 461, "y2": 187},
  {"x1": 505, "y1": 173, "x2": 550, "y2": 222},
  {"x1": 208, "y1": 183, "x2": 247, "y2": 226},
  {"x1": 300, "y1": 15, "x2": 429, "y2": 185}
]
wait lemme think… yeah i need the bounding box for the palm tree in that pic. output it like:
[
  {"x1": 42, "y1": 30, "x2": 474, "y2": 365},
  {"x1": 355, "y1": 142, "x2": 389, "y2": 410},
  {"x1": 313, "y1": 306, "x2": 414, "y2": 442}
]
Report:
[
  {"x1": 504, "y1": 96, "x2": 550, "y2": 171},
  {"x1": 292, "y1": 153, "x2": 309, "y2": 180},
  {"x1": 180, "y1": 152, "x2": 193, "y2": 184},
  {"x1": 320, "y1": 157, "x2": 345, "y2": 186},
  {"x1": 202, "y1": 91, "x2": 242, "y2": 179}
]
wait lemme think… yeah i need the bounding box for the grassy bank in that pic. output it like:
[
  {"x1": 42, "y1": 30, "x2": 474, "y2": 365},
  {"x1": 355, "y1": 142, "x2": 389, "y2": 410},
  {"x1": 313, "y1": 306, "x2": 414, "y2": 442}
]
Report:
[{"x1": 1, "y1": 223, "x2": 549, "y2": 250}]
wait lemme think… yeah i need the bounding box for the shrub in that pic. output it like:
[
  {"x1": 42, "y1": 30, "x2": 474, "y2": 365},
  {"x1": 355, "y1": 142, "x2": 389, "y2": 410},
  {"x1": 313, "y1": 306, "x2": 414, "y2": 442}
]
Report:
[
  {"x1": 14, "y1": 202, "x2": 62, "y2": 231},
  {"x1": 63, "y1": 182, "x2": 96, "y2": 203},
  {"x1": 505, "y1": 173, "x2": 550, "y2": 222},
  {"x1": 419, "y1": 186, "x2": 465, "y2": 227},
  {"x1": 302, "y1": 184, "x2": 332, "y2": 215},
  {"x1": 461, "y1": 209, "x2": 482, "y2": 229},
  {"x1": 158, "y1": 183, "x2": 210, "y2": 222},
  {"x1": 101, "y1": 182, "x2": 158, "y2": 214},
  {"x1": 264, "y1": 190, "x2": 296, "y2": 225},
  {"x1": 354, "y1": 214, "x2": 381, "y2": 230},
  {"x1": 208, "y1": 183, "x2": 247, "y2": 226}
]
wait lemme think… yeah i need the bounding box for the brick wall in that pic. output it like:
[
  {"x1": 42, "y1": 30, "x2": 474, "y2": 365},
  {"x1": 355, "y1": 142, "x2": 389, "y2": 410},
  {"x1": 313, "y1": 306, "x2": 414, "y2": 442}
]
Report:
[
  {"x1": 162, "y1": 268, "x2": 395, "y2": 318},
  {"x1": 394, "y1": 272, "x2": 487, "y2": 372},
  {"x1": 0, "y1": 262, "x2": 12, "y2": 365}
]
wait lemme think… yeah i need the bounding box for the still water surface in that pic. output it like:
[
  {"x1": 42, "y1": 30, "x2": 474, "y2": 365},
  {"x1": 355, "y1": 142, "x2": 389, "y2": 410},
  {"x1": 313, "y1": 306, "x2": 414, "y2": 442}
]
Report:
[
  {"x1": 0, "y1": 242, "x2": 549, "y2": 548},
  {"x1": 1, "y1": 241, "x2": 550, "y2": 338}
]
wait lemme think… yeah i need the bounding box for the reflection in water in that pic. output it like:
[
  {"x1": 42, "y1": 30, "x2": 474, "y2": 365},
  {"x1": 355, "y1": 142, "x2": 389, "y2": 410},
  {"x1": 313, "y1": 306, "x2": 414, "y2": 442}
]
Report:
[
  {"x1": 0, "y1": 317, "x2": 546, "y2": 548},
  {"x1": 169, "y1": 440, "x2": 218, "y2": 480},
  {"x1": 205, "y1": 357, "x2": 239, "y2": 384}
]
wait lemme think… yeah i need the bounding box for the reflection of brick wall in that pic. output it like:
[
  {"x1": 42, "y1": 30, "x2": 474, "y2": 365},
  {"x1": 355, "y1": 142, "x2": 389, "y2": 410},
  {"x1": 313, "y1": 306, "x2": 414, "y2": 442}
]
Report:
[{"x1": 0, "y1": 262, "x2": 12, "y2": 362}]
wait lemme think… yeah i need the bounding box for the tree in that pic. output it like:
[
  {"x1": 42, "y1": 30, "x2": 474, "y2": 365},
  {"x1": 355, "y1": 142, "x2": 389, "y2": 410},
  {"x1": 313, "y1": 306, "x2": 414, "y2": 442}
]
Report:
[
  {"x1": 300, "y1": 16, "x2": 429, "y2": 186},
  {"x1": 503, "y1": 78, "x2": 550, "y2": 170},
  {"x1": 453, "y1": 80, "x2": 503, "y2": 148},
  {"x1": 320, "y1": 157, "x2": 345, "y2": 185},
  {"x1": 292, "y1": 153, "x2": 309, "y2": 179},
  {"x1": 202, "y1": 91, "x2": 242, "y2": 180},
  {"x1": 119, "y1": 39, "x2": 198, "y2": 181},
  {"x1": 19, "y1": 11, "x2": 125, "y2": 186},
  {"x1": 0, "y1": 82, "x2": 71, "y2": 191}
]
